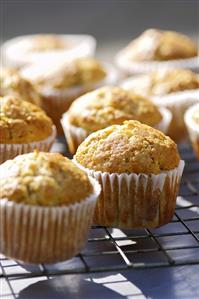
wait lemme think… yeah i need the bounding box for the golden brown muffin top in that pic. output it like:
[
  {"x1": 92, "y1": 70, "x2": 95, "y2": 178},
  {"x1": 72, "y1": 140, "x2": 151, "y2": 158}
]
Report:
[
  {"x1": 26, "y1": 34, "x2": 66, "y2": 52},
  {"x1": 0, "y1": 68, "x2": 40, "y2": 105},
  {"x1": 123, "y1": 29, "x2": 198, "y2": 61},
  {"x1": 68, "y1": 86, "x2": 162, "y2": 132},
  {"x1": 0, "y1": 95, "x2": 53, "y2": 144},
  {"x1": 21, "y1": 58, "x2": 106, "y2": 89},
  {"x1": 0, "y1": 152, "x2": 93, "y2": 206},
  {"x1": 192, "y1": 107, "x2": 199, "y2": 125},
  {"x1": 126, "y1": 69, "x2": 199, "y2": 96},
  {"x1": 75, "y1": 120, "x2": 180, "y2": 174}
]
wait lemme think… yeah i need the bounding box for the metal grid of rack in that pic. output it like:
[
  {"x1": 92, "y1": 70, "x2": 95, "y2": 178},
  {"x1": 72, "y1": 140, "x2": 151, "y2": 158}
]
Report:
[{"x1": 0, "y1": 141, "x2": 199, "y2": 298}]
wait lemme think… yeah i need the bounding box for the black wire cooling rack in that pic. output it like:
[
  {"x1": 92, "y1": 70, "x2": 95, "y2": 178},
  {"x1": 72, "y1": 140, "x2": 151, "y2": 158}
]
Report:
[{"x1": 0, "y1": 141, "x2": 199, "y2": 289}]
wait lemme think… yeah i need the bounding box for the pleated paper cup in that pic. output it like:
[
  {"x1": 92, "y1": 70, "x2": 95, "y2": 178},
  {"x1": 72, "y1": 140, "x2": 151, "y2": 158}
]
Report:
[
  {"x1": 152, "y1": 90, "x2": 199, "y2": 142},
  {"x1": 0, "y1": 125, "x2": 56, "y2": 164},
  {"x1": 1, "y1": 34, "x2": 97, "y2": 69},
  {"x1": 61, "y1": 108, "x2": 172, "y2": 155},
  {"x1": 121, "y1": 77, "x2": 199, "y2": 142},
  {"x1": 38, "y1": 63, "x2": 119, "y2": 135},
  {"x1": 154, "y1": 107, "x2": 172, "y2": 134},
  {"x1": 115, "y1": 52, "x2": 199, "y2": 76},
  {"x1": 0, "y1": 177, "x2": 101, "y2": 264},
  {"x1": 184, "y1": 103, "x2": 199, "y2": 159},
  {"x1": 74, "y1": 160, "x2": 185, "y2": 229}
]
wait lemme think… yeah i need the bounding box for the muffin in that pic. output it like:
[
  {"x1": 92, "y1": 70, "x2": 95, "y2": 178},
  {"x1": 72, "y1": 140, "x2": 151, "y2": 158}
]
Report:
[
  {"x1": 121, "y1": 69, "x2": 199, "y2": 141},
  {"x1": 0, "y1": 68, "x2": 40, "y2": 105},
  {"x1": 62, "y1": 86, "x2": 172, "y2": 154},
  {"x1": 0, "y1": 151, "x2": 101, "y2": 263},
  {"x1": 116, "y1": 29, "x2": 198, "y2": 75},
  {"x1": 0, "y1": 95, "x2": 56, "y2": 163},
  {"x1": 185, "y1": 103, "x2": 199, "y2": 159},
  {"x1": 21, "y1": 58, "x2": 118, "y2": 134},
  {"x1": 74, "y1": 120, "x2": 184, "y2": 228},
  {"x1": 1, "y1": 34, "x2": 96, "y2": 69}
]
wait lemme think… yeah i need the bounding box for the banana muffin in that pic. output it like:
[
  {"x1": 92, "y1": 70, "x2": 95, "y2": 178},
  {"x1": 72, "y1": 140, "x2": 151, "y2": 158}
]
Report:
[
  {"x1": 185, "y1": 103, "x2": 199, "y2": 159},
  {"x1": 1, "y1": 34, "x2": 96, "y2": 69},
  {"x1": 0, "y1": 68, "x2": 40, "y2": 105},
  {"x1": 0, "y1": 151, "x2": 100, "y2": 263},
  {"x1": 116, "y1": 29, "x2": 198, "y2": 75},
  {"x1": 0, "y1": 95, "x2": 56, "y2": 163},
  {"x1": 21, "y1": 58, "x2": 117, "y2": 134},
  {"x1": 62, "y1": 86, "x2": 171, "y2": 153},
  {"x1": 121, "y1": 69, "x2": 199, "y2": 141},
  {"x1": 74, "y1": 120, "x2": 184, "y2": 228}
]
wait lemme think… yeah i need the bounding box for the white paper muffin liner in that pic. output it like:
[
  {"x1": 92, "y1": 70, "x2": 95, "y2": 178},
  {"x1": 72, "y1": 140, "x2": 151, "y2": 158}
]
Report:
[
  {"x1": 0, "y1": 125, "x2": 56, "y2": 164},
  {"x1": 21, "y1": 62, "x2": 119, "y2": 135},
  {"x1": 184, "y1": 103, "x2": 199, "y2": 159},
  {"x1": 2, "y1": 34, "x2": 97, "y2": 69},
  {"x1": 61, "y1": 107, "x2": 172, "y2": 154},
  {"x1": 121, "y1": 76, "x2": 199, "y2": 141},
  {"x1": 115, "y1": 52, "x2": 199, "y2": 75},
  {"x1": 0, "y1": 176, "x2": 101, "y2": 263},
  {"x1": 152, "y1": 89, "x2": 199, "y2": 141},
  {"x1": 74, "y1": 160, "x2": 185, "y2": 229}
]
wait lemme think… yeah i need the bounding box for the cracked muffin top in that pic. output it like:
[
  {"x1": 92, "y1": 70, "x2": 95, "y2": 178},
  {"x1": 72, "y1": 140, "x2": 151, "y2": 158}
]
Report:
[
  {"x1": 122, "y1": 69, "x2": 199, "y2": 96},
  {"x1": 21, "y1": 57, "x2": 106, "y2": 89},
  {"x1": 0, "y1": 68, "x2": 40, "y2": 105},
  {"x1": 122, "y1": 29, "x2": 198, "y2": 61},
  {"x1": 0, "y1": 95, "x2": 53, "y2": 144},
  {"x1": 67, "y1": 86, "x2": 162, "y2": 132},
  {"x1": 75, "y1": 120, "x2": 180, "y2": 174},
  {"x1": 0, "y1": 152, "x2": 93, "y2": 206}
]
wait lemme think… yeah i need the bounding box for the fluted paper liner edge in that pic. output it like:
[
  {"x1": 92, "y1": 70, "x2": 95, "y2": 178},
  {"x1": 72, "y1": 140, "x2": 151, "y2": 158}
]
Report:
[
  {"x1": 74, "y1": 160, "x2": 185, "y2": 229},
  {"x1": 0, "y1": 176, "x2": 101, "y2": 263}
]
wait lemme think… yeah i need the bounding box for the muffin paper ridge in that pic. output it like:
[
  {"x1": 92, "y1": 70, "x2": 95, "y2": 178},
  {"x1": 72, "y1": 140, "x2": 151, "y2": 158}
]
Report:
[
  {"x1": 0, "y1": 176, "x2": 101, "y2": 263},
  {"x1": 73, "y1": 160, "x2": 185, "y2": 228}
]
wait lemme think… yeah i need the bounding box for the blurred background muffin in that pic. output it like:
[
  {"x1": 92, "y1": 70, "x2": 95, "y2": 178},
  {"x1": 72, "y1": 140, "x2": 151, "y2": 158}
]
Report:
[
  {"x1": 0, "y1": 95, "x2": 56, "y2": 163},
  {"x1": 185, "y1": 103, "x2": 199, "y2": 159},
  {"x1": 1, "y1": 34, "x2": 96, "y2": 69},
  {"x1": 62, "y1": 86, "x2": 171, "y2": 153},
  {"x1": 0, "y1": 68, "x2": 40, "y2": 105},
  {"x1": 121, "y1": 68, "x2": 199, "y2": 142},
  {"x1": 21, "y1": 57, "x2": 118, "y2": 134},
  {"x1": 74, "y1": 120, "x2": 184, "y2": 228},
  {"x1": 116, "y1": 29, "x2": 198, "y2": 75}
]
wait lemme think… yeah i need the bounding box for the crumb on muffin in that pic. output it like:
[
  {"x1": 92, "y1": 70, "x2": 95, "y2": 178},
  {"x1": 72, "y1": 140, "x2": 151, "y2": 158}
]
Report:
[
  {"x1": 21, "y1": 58, "x2": 106, "y2": 89},
  {"x1": 67, "y1": 86, "x2": 162, "y2": 132},
  {"x1": 123, "y1": 69, "x2": 199, "y2": 96},
  {"x1": 75, "y1": 120, "x2": 180, "y2": 174},
  {"x1": 0, "y1": 152, "x2": 93, "y2": 206},
  {"x1": 0, "y1": 68, "x2": 40, "y2": 105},
  {"x1": 0, "y1": 95, "x2": 53, "y2": 143},
  {"x1": 123, "y1": 29, "x2": 198, "y2": 61}
]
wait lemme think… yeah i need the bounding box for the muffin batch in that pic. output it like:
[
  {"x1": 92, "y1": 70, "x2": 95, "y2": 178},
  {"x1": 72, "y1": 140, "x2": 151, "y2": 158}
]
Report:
[{"x1": 0, "y1": 29, "x2": 198, "y2": 264}]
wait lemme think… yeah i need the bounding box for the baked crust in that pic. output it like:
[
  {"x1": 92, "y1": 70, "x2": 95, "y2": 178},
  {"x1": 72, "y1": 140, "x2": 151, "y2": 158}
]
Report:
[
  {"x1": 123, "y1": 29, "x2": 198, "y2": 61},
  {"x1": 75, "y1": 120, "x2": 180, "y2": 174},
  {"x1": 0, "y1": 152, "x2": 93, "y2": 205},
  {"x1": 68, "y1": 86, "x2": 162, "y2": 132},
  {"x1": 26, "y1": 34, "x2": 66, "y2": 52},
  {"x1": 0, "y1": 68, "x2": 40, "y2": 105},
  {"x1": 0, "y1": 95, "x2": 53, "y2": 143},
  {"x1": 124, "y1": 69, "x2": 199, "y2": 96},
  {"x1": 21, "y1": 58, "x2": 106, "y2": 89}
]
